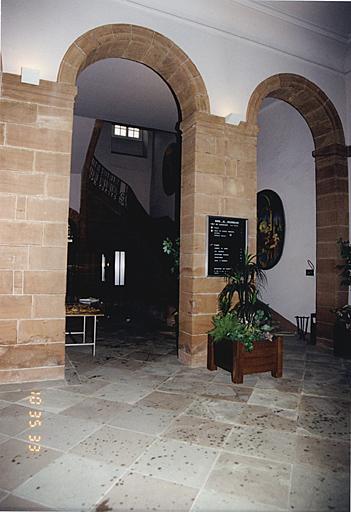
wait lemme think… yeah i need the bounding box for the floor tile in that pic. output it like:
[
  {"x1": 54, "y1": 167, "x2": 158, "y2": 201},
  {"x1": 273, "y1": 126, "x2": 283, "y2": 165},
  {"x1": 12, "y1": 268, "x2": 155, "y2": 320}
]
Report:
[
  {"x1": 0, "y1": 404, "x2": 37, "y2": 436},
  {"x1": 0, "y1": 439, "x2": 61, "y2": 491},
  {"x1": 136, "y1": 390, "x2": 194, "y2": 412},
  {"x1": 17, "y1": 388, "x2": 85, "y2": 414},
  {"x1": 0, "y1": 494, "x2": 52, "y2": 511},
  {"x1": 158, "y1": 375, "x2": 210, "y2": 394},
  {"x1": 13, "y1": 453, "x2": 124, "y2": 510},
  {"x1": 205, "y1": 451, "x2": 291, "y2": 510},
  {"x1": 248, "y1": 388, "x2": 300, "y2": 411},
  {"x1": 60, "y1": 396, "x2": 124, "y2": 423},
  {"x1": 193, "y1": 488, "x2": 286, "y2": 511},
  {"x1": 16, "y1": 413, "x2": 100, "y2": 451},
  {"x1": 162, "y1": 414, "x2": 232, "y2": 448},
  {"x1": 255, "y1": 375, "x2": 303, "y2": 393},
  {"x1": 130, "y1": 437, "x2": 218, "y2": 488},
  {"x1": 92, "y1": 380, "x2": 156, "y2": 403},
  {"x1": 185, "y1": 397, "x2": 245, "y2": 424},
  {"x1": 289, "y1": 463, "x2": 349, "y2": 511},
  {"x1": 201, "y1": 383, "x2": 253, "y2": 402},
  {"x1": 0, "y1": 434, "x2": 9, "y2": 445},
  {"x1": 70, "y1": 425, "x2": 154, "y2": 467},
  {"x1": 224, "y1": 424, "x2": 297, "y2": 463},
  {"x1": 236, "y1": 404, "x2": 297, "y2": 432},
  {"x1": 295, "y1": 435, "x2": 349, "y2": 471},
  {"x1": 0, "y1": 490, "x2": 8, "y2": 503},
  {"x1": 297, "y1": 410, "x2": 349, "y2": 440},
  {"x1": 107, "y1": 402, "x2": 177, "y2": 435},
  {"x1": 58, "y1": 378, "x2": 111, "y2": 396},
  {"x1": 299, "y1": 394, "x2": 350, "y2": 418},
  {"x1": 98, "y1": 471, "x2": 198, "y2": 511}
]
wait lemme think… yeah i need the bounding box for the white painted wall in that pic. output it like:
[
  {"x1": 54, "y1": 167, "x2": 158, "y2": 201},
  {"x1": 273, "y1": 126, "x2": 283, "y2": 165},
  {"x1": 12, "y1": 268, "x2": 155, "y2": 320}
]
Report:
[
  {"x1": 257, "y1": 99, "x2": 316, "y2": 325},
  {"x1": 2, "y1": 0, "x2": 349, "y2": 130},
  {"x1": 69, "y1": 115, "x2": 95, "y2": 212}
]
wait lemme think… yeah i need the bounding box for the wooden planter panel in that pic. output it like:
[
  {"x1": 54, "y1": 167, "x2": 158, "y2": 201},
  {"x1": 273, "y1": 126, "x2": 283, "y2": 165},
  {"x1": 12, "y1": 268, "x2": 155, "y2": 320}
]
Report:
[{"x1": 207, "y1": 335, "x2": 283, "y2": 384}]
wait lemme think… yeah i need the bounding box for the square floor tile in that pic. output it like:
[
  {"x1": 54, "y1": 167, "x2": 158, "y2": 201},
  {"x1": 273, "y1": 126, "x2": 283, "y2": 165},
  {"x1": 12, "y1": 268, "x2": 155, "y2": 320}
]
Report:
[
  {"x1": 60, "y1": 396, "x2": 124, "y2": 423},
  {"x1": 0, "y1": 494, "x2": 52, "y2": 511},
  {"x1": 70, "y1": 425, "x2": 154, "y2": 467},
  {"x1": 98, "y1": 471, "x2": 198, "y2": 511},
  {"x1": 185, "y1": 397, "x2": 245, "y2": 424},
  {"x1": 224, "y1": 424, "x2": 297, "y2": 463},
  {"x1": 162, "y1": 414, "x2": 232, "y2": 448},
  {"x1": 58, "y1": 378, "x2": 110, "y2": 397},
  {"x1": 248, "y1": 388, "x2": 300, "y2": 411},
  {"x1": 236, "y1": 404, "x2": 297, "y2": 432},
  {"x1": 205, "y1": 452, "x2": 291, "y2": 510},
  {"x1": 201, "y1": 383, "x2": 253, "y2": 403},
  {"x1": 0, "y1": 439, "x2": 61, "y2": 491},
  {"x1": 107, "y1": 403, "x2": 177, "y2": 435},
  {"x1": 299, "y1": 395, "x2": 350, "y2": 418},
  {"x1": 13, "y1": 453, "x2": 124, "y2": 510},
  {"x1": 158, "y1": 375, "x2": 210, "y2": 394},
  {"x1": 193, "y1": 488, "x2": 286, "y2": 511},
  {"x1": 297, "y1": 410, "x2": 349, "y2": 440},
  {"x1": 17, "y1": 413, "x2": 100, "y2": 451},
  {"x1": 295, "y1": 435, "x2": 349, "y2": 471},
  {"x1": 136, "y1": 390, "x2": 194, "y2": 413},
  {"x1": 130, "y1": 437, "x2": 218, "y2": 488},
  {"x1": 17, "y1": 388, "x2": 85, "y2": 414},
  {"x1": 0, "y1": 404, "x2": 37, "y2": 436},
  {"x1": 92, "y1": 381, "x2": 156, "y2": 404},
  {"x1": 289, "y1": 463, "x2": 349, "y2": 511},
  {"x1": 255, "y1": 376, "x2": 303, "y2": 393}
]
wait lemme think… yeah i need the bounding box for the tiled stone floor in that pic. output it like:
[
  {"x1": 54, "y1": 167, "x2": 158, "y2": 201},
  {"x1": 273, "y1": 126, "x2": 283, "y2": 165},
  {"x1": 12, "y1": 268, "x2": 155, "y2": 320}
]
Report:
[{"x1": 0, "y1": 329, "x2": 350, "y2": 511}]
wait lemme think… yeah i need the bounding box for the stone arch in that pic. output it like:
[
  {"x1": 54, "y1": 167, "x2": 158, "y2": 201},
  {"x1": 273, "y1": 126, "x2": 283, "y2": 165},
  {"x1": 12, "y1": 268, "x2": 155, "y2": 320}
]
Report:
[
  {"x1": 57, "y1": 24, "x2": 210, "y2": 120},
  {"x1": 246, "y1": 73, "x2": 349, "y2": 344}
]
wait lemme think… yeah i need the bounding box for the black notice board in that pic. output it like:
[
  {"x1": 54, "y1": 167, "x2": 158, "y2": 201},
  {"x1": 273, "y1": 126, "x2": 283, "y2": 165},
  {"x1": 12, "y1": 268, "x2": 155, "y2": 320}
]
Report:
[{"x1": 207, "y1": 216, "x2": 247, "y2": 276}]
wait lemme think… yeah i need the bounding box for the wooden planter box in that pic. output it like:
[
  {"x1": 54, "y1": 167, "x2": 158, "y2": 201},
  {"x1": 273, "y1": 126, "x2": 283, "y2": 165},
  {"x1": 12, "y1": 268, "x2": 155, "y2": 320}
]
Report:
[{"x1": 207, "y1": 335, "x2": 283, "y2": 384}]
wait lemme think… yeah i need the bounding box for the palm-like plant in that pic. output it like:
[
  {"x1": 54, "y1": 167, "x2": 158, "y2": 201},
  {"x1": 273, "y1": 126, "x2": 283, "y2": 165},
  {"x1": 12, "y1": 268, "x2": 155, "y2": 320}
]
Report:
[{"x1": 218, "y1": 251, "x2": 268, "y2": 323}]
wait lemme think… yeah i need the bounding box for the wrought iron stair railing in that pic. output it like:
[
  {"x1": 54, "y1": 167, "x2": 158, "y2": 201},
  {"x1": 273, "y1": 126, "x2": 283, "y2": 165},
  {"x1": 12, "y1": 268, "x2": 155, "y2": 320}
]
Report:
[{"x1": 88, "y1": 157, "x2": 147, "y2": 219}]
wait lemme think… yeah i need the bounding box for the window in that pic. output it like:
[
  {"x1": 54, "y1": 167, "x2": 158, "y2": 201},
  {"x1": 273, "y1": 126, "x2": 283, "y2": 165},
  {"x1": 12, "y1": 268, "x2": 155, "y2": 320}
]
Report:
[{"x1": 113, "y1": 124, "x2": 141, "y2": 140}]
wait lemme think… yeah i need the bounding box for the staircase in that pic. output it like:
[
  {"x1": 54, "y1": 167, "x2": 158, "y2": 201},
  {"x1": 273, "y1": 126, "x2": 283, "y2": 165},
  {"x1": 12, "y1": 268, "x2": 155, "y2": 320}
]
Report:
[{"x1": 88, "y1": 157, "x2": 148, "y2": 221}]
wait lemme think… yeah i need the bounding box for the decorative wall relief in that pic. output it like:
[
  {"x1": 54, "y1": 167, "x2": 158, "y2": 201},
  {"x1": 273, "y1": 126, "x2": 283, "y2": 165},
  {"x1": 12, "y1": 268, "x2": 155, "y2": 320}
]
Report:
[{"x1": 257, "y1": 189, "x2": 285, "y2": 269}]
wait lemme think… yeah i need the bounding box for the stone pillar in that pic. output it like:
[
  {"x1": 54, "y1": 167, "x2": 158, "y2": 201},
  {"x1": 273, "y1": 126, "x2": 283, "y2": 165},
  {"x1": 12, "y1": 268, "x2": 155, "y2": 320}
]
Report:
[
  {"x1": 0, "y1": 73, "x2": 76, "y2": 383},
  {"x1": 178, "y1": 112, "x2": 258, "y2": 366},
  {"x1": 313, "y1": 143, "x2": 349, "y2": 344}
]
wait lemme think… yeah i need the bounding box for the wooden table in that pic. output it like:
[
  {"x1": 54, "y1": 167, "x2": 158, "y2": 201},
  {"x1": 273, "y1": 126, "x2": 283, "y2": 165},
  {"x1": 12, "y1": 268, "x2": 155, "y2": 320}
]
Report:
[{"x1": 65, "y1": 306, "x2": 104, "y2": 356}]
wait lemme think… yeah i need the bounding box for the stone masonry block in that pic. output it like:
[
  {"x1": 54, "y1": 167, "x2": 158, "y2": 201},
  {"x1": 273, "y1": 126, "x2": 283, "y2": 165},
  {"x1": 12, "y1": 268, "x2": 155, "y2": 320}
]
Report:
[
  {"x1": 18, "y1": 319, "x2": 65, "y2": 344},
  {"x1": 0, "y1": 146, "x2": 34, "y2": 172},
  {"x1": 23, "y1": 271, "x2": 66, "y2": 294}
]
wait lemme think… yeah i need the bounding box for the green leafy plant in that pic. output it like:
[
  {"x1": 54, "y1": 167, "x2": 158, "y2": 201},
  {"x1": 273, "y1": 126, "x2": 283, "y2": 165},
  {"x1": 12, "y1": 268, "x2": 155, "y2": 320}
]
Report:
[
  {"x1": 337, "y1": 238, "x2": 351, "y2": 287},
  {"x1": 209, "y1": 310, "x2": 273, "y2": 352},
  {"x1": 218, "y1": 251, "x2": 270, "y2": 323},
  {"x1": 210, "y1": 251, "x2": 273, "y2": 351},
  {"x1": 162, "y1": 237, "x2": 180, "y2": 276},
  {"x1": 332, "y1": 239, "x2": 351, "y2": 330}
]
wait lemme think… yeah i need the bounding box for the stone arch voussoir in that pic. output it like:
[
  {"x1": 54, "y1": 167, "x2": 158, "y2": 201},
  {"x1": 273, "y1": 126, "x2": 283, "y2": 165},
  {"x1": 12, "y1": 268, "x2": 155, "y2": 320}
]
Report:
[
  {"x1": 57, "y1": 24, "x2": 210, "y2": 119},
  {"x1": 246, "y1": 72, "x2": 348, "y2": 346}
]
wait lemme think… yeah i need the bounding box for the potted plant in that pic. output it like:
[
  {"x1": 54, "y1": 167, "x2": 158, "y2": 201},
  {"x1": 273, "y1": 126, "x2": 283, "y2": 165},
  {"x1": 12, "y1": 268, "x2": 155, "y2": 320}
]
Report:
[
  {"x1": 207, "y1": 252, "x2": 283, "y2": 383},
  {"x1": 332, "y1": 239, "x2": 351, "y2": 358}
]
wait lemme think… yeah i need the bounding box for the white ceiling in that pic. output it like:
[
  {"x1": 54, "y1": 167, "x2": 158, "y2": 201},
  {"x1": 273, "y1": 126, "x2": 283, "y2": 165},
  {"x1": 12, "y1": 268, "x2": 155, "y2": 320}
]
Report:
[{"x1": 74, "y1": 58, "x2": 179, "y2": 131}]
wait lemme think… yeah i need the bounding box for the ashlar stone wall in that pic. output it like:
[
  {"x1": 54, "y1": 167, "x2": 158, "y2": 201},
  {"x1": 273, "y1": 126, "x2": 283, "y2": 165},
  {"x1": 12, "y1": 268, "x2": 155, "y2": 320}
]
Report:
[
  {"x1": 178, "y1": 112, "x2": 258, "y2": 365},
  {"x1": 0, "y1": 73, "x2": 76, "y2": 383}
]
